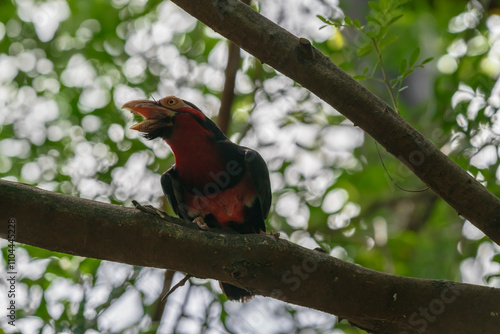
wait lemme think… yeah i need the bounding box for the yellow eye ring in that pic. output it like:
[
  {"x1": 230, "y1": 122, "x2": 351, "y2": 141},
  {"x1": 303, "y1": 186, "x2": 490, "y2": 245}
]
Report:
[{"x1": 168, "y1": 99, "x2": 175, "y2": 105}]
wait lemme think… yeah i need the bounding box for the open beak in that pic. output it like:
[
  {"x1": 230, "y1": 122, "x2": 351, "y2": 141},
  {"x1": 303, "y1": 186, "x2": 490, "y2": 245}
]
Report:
[{"x1": 121, "y1": 100, "x2": 174, "y2": 133}]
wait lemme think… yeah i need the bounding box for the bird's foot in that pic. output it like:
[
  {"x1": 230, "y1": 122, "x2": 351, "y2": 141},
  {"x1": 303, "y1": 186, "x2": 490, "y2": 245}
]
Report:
[
  {"x1": 132, "y1": 200, "x2": 167, "y2": 219},
  {"x1": 193, "y1": 216, "x2": 209, "y2": 231},
  {"x1": 260, "y1": 230, "x2": 280, "y2": 240}
]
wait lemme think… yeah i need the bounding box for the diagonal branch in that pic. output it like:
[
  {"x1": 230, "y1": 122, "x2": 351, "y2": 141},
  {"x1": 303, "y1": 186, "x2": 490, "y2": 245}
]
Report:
[
  {"x1": 168, "y1": 0, "x2": 500, "y2": 244},
  {"x1": 1, "y1": 180, "x2": 499, "y2": 333}
]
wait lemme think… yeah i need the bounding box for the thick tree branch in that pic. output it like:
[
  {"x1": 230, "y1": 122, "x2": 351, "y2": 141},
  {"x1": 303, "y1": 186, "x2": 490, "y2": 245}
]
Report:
[
  {"x1": 168, "y1": 0, "x2": 500, "y2": 244},
  {"x1": 1, "y1": 180, "x2": 499, "y2": 333}
]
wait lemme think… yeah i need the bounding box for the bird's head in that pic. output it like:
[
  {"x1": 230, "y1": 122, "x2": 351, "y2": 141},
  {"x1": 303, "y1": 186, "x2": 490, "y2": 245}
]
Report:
[{"x1": 122, "y1": 96, "x2": 225, "y2": 142}]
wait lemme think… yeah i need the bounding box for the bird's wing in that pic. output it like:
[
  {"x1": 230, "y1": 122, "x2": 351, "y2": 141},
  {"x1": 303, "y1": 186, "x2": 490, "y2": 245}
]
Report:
[
  {"x1": 161, "y1": 166, "x2": 190, "y2": 220},
  {"x1": 244, "y1": 148, "x2": 272, "y2": 220},
  {"x1": 214, "y1": 140, "x2": 272, "y2": 233}
]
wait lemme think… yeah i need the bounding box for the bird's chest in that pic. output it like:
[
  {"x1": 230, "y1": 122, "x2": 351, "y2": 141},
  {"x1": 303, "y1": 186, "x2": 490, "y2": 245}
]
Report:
[{"x1": 183, "y1": 173, "x2": 256, "y2": 225}]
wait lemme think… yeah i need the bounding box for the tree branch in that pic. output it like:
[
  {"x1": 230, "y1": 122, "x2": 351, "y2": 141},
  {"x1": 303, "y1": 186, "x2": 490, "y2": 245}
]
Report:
[
  {"x1": 168, "y1": 0, "x2": 500, "y2": 244},
  {"x1": 217, "y1": 0, "x2": 250, "y2": 135},
  {"x1": 217, "y1": 40, "x2": 240, "y2": 135},
  {"x1": 1, "y1": 180, "x2": 499, "y2": 333}
]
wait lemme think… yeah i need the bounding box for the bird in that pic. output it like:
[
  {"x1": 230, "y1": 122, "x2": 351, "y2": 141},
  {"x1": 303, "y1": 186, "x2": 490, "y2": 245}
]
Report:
[{"x1": 122, "y1": 95, "x2": 272, "y2": 301}]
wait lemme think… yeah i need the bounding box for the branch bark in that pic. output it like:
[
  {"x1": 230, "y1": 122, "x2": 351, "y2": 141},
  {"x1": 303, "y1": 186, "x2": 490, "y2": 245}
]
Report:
[
  {"x1": 168, "y1": 0, "x2": 500, "y2": 244},
  {"x1": 1, "y1": 180, "x2": 499, "y2": 333}
]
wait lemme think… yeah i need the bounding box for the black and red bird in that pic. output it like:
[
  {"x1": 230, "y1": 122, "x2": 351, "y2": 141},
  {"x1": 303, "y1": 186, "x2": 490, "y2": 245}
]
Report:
[{"x1": 122, "y1": 96, "x2": 271, "y2": 301}]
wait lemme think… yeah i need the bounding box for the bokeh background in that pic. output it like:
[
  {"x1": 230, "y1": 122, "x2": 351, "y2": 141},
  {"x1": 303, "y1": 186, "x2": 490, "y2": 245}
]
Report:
[{"x1": 1, "y1": 0, "x2": 500, "y2": 333}]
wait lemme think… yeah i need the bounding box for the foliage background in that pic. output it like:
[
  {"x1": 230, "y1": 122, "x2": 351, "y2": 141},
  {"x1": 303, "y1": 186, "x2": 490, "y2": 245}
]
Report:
[{"x1": 1, "y1": 0, "x2": 500, "y2": 333}]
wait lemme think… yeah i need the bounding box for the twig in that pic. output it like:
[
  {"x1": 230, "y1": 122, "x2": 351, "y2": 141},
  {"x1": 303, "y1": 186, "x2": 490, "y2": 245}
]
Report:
[
  {"x1": 375, "y1": 142, "x2": 428, "y2": 193},
  {"x1": 153, "y1": 270, "x2": 176, "y2": 320},
  {"x1": 370, "y1": 40, "x2": 428, "y2": 193},
  {"x1": 371, "y1": 38, "x2": 399, "y2": 113},
  {"x1": 161, "y1": 273, "x2": 193, "y2": 302}
]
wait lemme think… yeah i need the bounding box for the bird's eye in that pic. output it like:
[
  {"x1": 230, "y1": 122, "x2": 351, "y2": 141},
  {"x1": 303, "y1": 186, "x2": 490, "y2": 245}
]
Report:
[{"x1": 168, "y1": 99, "x2": 175, "y2": 105}]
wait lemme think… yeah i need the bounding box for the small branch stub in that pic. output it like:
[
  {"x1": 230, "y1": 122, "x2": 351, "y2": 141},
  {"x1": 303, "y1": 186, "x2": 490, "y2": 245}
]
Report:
[{"x1": 298, "y1": 37, "x2": 315, "y2": 62}]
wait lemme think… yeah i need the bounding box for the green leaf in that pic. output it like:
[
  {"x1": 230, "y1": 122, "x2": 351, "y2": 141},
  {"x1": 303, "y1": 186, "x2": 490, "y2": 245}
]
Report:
[
  {"x1": 420, "y1": 56, "x2": 434, "y2": 65},
  {"x1": 390, "y1": 77, "x2": 402, "y2": 85},
  {"x1": 486, "y1": 273, "x2": 500, "y2": 284},
  {"x1": 357, "y1": 43, "x2": 374, "y2": 57},
  {"x1": 353, "y1": 75, "x2": 369, "y2": 81},
  {"x1": 368, "y1": 1, "x2": 381, "y2": 12},
  {"x1": 409, "y1": 47, "x2": 420, "y2": 66},
  {"x1": 344, "y1": 16, "x2": 352, "y2": 26},
  {"x1": 353, "y1": 19, "x2": 362, "y2": 29},
  {"x1": 400, "y1": 58, "x2": 408, "y2": 74},
  {"x1": 379, "y1": 35, "x2": 398, "y2": 49},
  {"x1": 317, "y1": 15, "x2": 333, "y2": 25},
  {"x1": 366, "y1": 16, "x2": 381, "y2": 25},
  {"x1": 377, "y1": 24, "x2": 390, "y2": 39},
  {"x1": 397, "y1": 0, "x2": 411, "y2": 9},
  {"x1": 388, "y1": 14, "x2": 404, "y2": 26},
  {"x1": 402, "y1": 68, "x2": 414, "y2": 79},
  {"x1": 365, "y1": 23, "x2": 381, "y2": 38},
  {"x1": 317, "y1": 15, "x2": 328, "y2": 23}
]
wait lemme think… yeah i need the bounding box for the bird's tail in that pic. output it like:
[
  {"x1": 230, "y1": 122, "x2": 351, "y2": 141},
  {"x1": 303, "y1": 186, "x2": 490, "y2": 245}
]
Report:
[{"x1": 220, "y1": 282, "x2": 253, "y2": 302}]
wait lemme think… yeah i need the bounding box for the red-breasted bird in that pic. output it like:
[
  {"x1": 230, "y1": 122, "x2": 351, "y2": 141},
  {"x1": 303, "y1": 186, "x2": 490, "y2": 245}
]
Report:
[{"x1": 122, "y1": 96, "x2": 271, "y2": 301}]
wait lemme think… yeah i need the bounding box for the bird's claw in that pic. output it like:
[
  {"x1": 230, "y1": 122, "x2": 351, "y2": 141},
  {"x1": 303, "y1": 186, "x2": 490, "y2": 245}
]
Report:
[
  {"x1": 132, "y1": 200, "x2": 167, "y2": 219},
  {"x1": 193, "y1": 217, "x2": 209, "y2": 231}
]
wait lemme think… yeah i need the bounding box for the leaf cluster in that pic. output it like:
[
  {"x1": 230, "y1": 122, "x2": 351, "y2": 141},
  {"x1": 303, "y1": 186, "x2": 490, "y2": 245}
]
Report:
[{"x1": 319, "y1": 0, "x2": 433, "y2": 111}]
